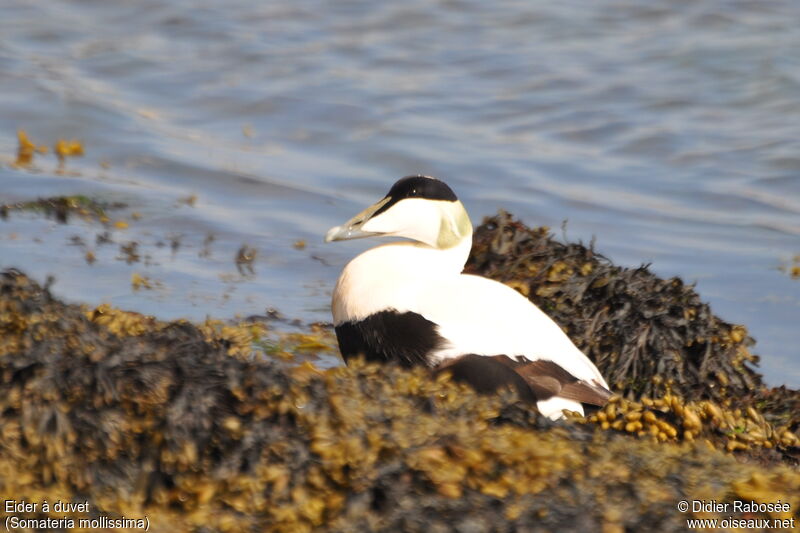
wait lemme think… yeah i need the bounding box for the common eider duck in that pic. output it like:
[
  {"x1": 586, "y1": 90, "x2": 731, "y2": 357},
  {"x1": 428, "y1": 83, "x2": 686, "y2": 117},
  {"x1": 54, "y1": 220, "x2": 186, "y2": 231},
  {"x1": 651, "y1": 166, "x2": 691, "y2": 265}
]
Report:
[{"x1": 325, "y1": 175, "x2": 611, "y2": 419}]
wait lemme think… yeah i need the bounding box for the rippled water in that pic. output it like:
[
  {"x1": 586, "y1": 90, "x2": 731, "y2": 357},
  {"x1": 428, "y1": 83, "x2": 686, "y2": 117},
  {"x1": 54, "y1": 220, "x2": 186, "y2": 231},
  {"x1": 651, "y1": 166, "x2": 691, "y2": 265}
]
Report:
[{"x1": 1, "y1": 0, "x2": 798, "y2": 385}]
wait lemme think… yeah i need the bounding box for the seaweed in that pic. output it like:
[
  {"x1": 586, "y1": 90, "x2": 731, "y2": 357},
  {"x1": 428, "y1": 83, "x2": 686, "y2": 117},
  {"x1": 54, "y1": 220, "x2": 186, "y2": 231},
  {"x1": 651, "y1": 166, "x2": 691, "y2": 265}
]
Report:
[
  {"x1": 13, "y1": 129, "x2": 48, "y2": 166},
  {"x1": 0, "y1": 211, "x2": 798, "y2": 532},
  {"x1": 466, "y1": 211, "x2": 763, "y2": 404},
  {"x1": 12, "y1": 129, "x2": 83, "y2": 167},
  {"x1": 0, "y1": 268, "x2": 798, "y2": 533},
  {"x1": 0, "y1": 195, "x2": 125, "y2": 225}
]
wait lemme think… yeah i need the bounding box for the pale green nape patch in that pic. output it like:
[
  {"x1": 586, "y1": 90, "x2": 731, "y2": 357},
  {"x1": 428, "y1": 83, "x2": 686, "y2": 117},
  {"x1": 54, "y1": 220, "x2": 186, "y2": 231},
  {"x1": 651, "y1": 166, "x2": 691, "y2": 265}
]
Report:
[{"x1": 436, "y1": 201, "x2": 473, "y2": 249}]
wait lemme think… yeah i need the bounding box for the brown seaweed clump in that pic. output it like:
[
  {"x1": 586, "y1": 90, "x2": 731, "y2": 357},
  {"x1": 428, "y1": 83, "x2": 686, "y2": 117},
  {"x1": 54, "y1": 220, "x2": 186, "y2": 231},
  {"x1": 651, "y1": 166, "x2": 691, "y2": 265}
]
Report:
[
  {"x1": 0, "y1": 195, "x2": 125, "y2": 225},
  {"x1": 575, "y1": 393, "x2": 799, "y2": 466},
  {"x1": 13, "y1": 129, "x2": 48, "y2": 166},
  {"x1": 467, "y1": 212, "x2": 763, "y2": 402},
  {"x1": 1, "y1": 269, "x2": 799, "y2": 532},
  {"x1": 11, "y1": 129, "x2": 82, "y2": 167},
  {"x1": 467, "y1": 212, "x2": 800, "y2": 458}
]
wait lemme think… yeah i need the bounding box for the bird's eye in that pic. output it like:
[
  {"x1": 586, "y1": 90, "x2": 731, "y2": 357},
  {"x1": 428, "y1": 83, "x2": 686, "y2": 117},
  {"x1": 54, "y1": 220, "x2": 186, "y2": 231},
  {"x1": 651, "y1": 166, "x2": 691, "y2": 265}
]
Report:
[{"x1": 411, "y1": 189, "x2": 418, "y2": 196}]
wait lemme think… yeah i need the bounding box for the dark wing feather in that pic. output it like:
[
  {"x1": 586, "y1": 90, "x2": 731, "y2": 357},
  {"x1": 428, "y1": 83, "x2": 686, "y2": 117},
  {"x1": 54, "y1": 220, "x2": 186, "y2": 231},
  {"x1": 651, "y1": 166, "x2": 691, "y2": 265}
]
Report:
[
  {"x1": 435, "y1": 354, "x2": 536, "y2": 403},
  {"x1": 559, "y1": 380, "x2": 612, "y2": 405},
  {"x1": 490, "y1": 356, "x2": 612, "y2": 406},
  {"x1": 435, "y1": 354, "x2": 611, "y2": 407}
]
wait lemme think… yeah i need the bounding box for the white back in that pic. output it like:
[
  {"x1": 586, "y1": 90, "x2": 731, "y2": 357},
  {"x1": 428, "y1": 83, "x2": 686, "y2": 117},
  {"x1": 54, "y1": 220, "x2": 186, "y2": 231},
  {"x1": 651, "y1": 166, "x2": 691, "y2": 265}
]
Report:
[{"x1": 417, "y1": 274, "x2": 607, "y2": 387}]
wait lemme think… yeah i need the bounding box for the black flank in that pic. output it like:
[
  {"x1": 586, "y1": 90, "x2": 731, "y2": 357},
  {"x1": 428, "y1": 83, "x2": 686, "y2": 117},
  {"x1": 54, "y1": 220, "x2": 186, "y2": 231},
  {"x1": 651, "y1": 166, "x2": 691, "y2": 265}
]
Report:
[
  {"x1": 335, "y1": 310, "x2": 444, "y2": 367},
  {"x1": 373, "y1": 175, "x2": 458, "y2": 217}
]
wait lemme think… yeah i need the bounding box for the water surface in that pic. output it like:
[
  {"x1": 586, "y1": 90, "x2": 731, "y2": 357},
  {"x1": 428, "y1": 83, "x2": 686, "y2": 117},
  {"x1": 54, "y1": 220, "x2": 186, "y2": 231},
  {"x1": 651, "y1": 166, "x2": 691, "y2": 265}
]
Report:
[{"x1": 1, "y1": 0, "x2": 798, "y2": 384}]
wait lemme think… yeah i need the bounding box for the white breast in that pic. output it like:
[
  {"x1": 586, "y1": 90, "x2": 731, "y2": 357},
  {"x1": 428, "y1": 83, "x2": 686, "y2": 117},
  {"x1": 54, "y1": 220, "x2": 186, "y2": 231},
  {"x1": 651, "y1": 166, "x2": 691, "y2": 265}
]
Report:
[{"x1": 332, "y1": 239, "x2": 471, "y2": 324}]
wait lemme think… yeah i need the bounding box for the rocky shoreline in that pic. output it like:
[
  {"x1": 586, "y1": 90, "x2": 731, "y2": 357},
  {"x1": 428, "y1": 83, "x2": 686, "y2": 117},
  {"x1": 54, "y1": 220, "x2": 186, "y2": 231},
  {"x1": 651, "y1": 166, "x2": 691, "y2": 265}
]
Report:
[{"x1": 1, "y1": 212, "x2": 798, "y2": 532}]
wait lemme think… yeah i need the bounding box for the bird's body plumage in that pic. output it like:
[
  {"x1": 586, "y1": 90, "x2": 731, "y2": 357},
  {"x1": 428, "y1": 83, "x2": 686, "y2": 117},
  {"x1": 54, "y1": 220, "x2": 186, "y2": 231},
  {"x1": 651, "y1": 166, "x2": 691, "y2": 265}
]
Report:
[{"x1": 326, "y1": 175, "x2": 611, "y2": 419}]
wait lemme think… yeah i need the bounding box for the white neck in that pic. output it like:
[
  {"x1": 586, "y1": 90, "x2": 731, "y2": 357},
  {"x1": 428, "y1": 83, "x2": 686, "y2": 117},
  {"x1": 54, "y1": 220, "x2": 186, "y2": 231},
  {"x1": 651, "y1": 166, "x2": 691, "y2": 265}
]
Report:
[{"x1": 332, "y1": 235, "x2": 473, "y2": 324}]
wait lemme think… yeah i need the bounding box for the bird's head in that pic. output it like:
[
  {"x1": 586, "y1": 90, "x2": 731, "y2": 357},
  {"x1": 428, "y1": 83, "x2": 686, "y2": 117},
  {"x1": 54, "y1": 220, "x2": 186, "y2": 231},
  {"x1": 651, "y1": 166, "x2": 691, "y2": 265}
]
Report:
[{"x1": 325, "y1": 175, "x2": 472, "y2": 249}]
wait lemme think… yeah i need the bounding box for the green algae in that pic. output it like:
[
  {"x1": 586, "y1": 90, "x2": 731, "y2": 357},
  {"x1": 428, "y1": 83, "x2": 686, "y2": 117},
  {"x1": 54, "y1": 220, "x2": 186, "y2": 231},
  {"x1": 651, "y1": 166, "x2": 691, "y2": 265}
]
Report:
[{"x1": 1, "y1": 269, "x2": 798, "y2": 532}]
